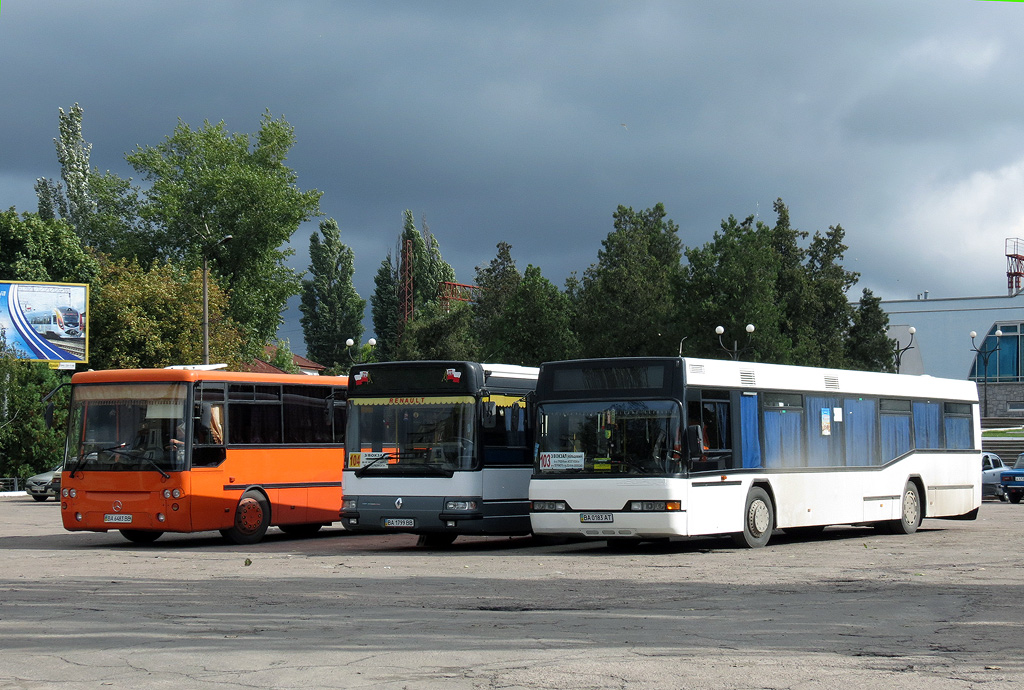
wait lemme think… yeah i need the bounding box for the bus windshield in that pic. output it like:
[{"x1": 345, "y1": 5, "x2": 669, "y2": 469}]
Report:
[
  {"x1": 66, "y1": 382, "x2": 189, "y2": 474},
  {"x1": 537, "y1": 400, "x2": 682, "y2": 475},
  {"x1": 346, "y1": 397, "x2": 477, "y2": 474}
]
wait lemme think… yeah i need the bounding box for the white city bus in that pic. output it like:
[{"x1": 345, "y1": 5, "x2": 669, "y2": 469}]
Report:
[
  {"x1": 341, "y1": 361, "x2": 538, "y2": 547},
  {"x1": 529, "y1": 357, "x2": 980, "y2": 547}
]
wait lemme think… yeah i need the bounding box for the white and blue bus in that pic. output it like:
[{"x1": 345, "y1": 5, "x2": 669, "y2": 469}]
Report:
[
  {"x1": 529, "y1": 357, "x2": 980, "y2": 547},
  {"x1": 341, "y1": 361, "x2": 538, "y2": 547}
]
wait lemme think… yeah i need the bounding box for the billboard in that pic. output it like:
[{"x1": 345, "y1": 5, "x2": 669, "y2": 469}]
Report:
[{"x1": 0, "y1": 281, "x2": 89, "y2": 363}]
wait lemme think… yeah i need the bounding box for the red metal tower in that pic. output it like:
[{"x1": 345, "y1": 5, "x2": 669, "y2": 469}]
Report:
[{"x1": 1007, "y1": 238, "x2": 1024, "y2": 295}]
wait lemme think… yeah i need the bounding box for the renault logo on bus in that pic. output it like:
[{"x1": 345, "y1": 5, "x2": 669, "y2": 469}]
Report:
[{"x1": 395, "y1": 497, "x2": 403, "y2": 509}]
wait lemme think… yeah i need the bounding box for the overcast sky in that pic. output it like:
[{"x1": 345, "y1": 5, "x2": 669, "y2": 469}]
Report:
[{"x1": 3, "y1": 1, "x2": 1023, "y2": 355}]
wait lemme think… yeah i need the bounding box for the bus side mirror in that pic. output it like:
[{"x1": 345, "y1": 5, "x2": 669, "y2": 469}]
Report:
[
  {"x1": 686, "y1": 424, "x2": 704, "y2": 458},
  {"x1": 481, "y1": 401, "x2": 497, "y2": 429},
  {"x1": 44, "y1": 402, "x2": 55, "y2": 429}
]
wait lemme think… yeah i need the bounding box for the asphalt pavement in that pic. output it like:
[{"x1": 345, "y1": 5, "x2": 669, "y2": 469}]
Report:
[{"x1": 1, "y1": 494, "x2": 1022, "y2": 689}]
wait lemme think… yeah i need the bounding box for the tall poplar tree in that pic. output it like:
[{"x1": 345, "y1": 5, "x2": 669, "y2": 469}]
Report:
[
  {"x1": 370, "y1": 254, "x2": 400, "y2": 362},
  {"x1": 300, "y1": 218, "x2": 366, "y2": 369}
]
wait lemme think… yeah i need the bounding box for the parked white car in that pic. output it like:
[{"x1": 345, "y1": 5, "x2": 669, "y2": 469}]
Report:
[{"x1": 982, "y1": 452, "x2": 1008, "y2": 502}]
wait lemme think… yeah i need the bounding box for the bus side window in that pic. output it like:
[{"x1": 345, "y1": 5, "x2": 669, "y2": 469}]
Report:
[{"x1": 193, "y1": 401, "x2": 226, "y2": 467}]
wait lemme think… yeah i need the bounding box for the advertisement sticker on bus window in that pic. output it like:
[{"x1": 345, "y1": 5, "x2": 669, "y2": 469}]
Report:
[
  {"x1": 539, "y1": 451, "x2": 585, "y2": 471},
  {"x1": 348, "y1": 452, "x2": 389, "y2": 468},
  {"x1": 820, "y1": 408, "x2": 831, "y2": 436}
]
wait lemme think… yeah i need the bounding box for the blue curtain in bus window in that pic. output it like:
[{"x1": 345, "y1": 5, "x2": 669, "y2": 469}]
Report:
[
  {"x1": 740, "y1": 394, "x2": 762, "y2": 468},
  {"x1": 880, "y1": 414, "x2": 912, "y2": 462},
  {"x1": 763, "y1": 410, "x2": 804, "y2": 468},
  {"x1": 843, "y1": 398, "x2": 877, "y2": 466},
  {"x1": 805, "y1": 396, "x2": 842, "y2": 467},
  {"x1": 944, "y1": 417, "x2": 972, "y2": 449},
  {"x1": 913, "y1": 402, "x2": 941, "y2": 449}
]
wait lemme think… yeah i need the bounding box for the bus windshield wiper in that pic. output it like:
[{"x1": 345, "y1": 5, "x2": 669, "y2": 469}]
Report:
[
  {"x1": 96, "y1": 443, "x2": 171, "y2": 479},
  {"x1": 354, "y1": 453, "x2": 392, "y2": 478}
]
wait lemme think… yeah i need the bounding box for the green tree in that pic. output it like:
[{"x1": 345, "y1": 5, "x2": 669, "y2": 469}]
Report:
[
  {"x1": 34, "y1": 104, "x2": 95, "y2": 234},
  {"x1": 370, "y1": 254, "x2": 400, "y2": 362},
  {"x1": 300, "y1": 218, "x2": 366, "y2": 369},
  {"x1": 124, "y1": 112, "x2": 322, "y2": 356},
  {"x1": 0, "y1": 207, "x2": 94, "y2": 480},
  {"x1": 496, "y1": 265, "x2": 578, "y2": 366},
  {"x1": 576, "y1": 204, "x2": 684, "y2": 358},
  {"x1": 393, "y1": 301, "x2": 479, "y2": 361},
  {"x1": 680, "y1": 213, "x2": 787, "y2": 361},
  {"x1": 474, "y1": 242, "x2": 522, "y2": 360},
  {"x1": 846, "y1": 289, "x2": 895, "y2": 372},
  {"x1": 36, "y1": 103, "x2": 157, "y2": 264},
  {"x1": 88, "y1": 256, "x2": 243, "y2": 370},
  {"x1": 267, "y1": 339, "x2": 302, "y2": 374},
  {"x1": 0, "y1": 209, "x2": 98, "y2": 284},
  {"x1": 680, "y1": 200, "x2": 864, "y2": 367},
  {"x1": 0, "y1": 348, "x2": 69, "y2": 480},
  {"x1": 397, "y1": 210, "x2": 456, "y2": 315}
]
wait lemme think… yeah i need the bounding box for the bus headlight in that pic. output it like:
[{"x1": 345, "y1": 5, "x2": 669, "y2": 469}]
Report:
[
  {"x1": 532, "y1": 500, "x2": 568, "y2": 512},
  {"x1": 629, "y1": 501, "x2": 681, "y2": 512},
  {"x1": 444, "y1": 500, "x2": 477, "y2": 511},
  {"x1": 342, "y1": 498, "x2": 358, "y2": 510},
  {"x1": 163, "y1": 489, "x2": 184, "y2": 499}
]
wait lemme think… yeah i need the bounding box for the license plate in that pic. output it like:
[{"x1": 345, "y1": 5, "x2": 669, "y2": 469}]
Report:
[
  {"x1": 383, "y1": 518, "x2": 414, "y2": 528},
  {"x1": 580, "y1": 513, "x2": 614, "y2": 523},
  {"x1": 103, "y1": 514, "x2": 133, "y2": 524}
]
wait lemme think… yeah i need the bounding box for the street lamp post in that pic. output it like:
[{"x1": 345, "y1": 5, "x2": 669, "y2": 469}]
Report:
[
  {"x1": 715, "y1": 324, "x2": 755, "y2": 361},
  {"x1": 202, "y1": 233, "x2": 233, "y2": 365},
  {"x1": 893, "y1": 326, "x2": 916, "y2": 373},
  {"x1": 346, "y1": 338, "x2": 378, "y2": 364},
  {"x1": 970, "y1": 329, "x2": 1002, "y2": 418}
]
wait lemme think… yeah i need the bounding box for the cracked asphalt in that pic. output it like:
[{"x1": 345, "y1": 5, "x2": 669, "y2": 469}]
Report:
[{"x1": 1, "y1": 495, "x2": 1022, "y2": 689}]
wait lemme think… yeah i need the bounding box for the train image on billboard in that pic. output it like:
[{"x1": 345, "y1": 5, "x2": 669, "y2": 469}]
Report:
[{"x1": 27, "y1": 306, "x2": 82, "y2": 339}]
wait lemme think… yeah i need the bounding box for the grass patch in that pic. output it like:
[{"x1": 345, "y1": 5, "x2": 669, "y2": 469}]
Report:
[{"x1": 983, "y1": 428, "x2": 1024, "y2": 438}]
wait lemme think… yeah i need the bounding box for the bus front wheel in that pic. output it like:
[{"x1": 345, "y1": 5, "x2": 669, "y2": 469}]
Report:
[
  {"x1": 889, "y1": 481, "x2": 922, "y2": 535},
  {"x1": 732, "y1": 486, "x2": 774, "y2": 548},
  {"x1": 221, "y1": 491, "x2": 270, "y2": 545}
]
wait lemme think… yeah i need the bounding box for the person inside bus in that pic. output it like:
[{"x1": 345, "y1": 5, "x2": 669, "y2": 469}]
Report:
[{"x1": 132, "y1": 421, "x2": 154, "y2": 450}]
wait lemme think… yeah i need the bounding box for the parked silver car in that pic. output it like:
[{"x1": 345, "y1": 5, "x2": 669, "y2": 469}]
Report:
[
  {"x1": 982, "y1": 452, "x2": 1008, "y2": 502},
  {"x1": 25, "y1": 464, "x2": 62, "y2": 502}
]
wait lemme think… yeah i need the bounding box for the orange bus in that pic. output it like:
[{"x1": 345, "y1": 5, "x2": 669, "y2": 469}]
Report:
[{"x1": 60, "y1": 368, "x2": 348, "y2": 544}]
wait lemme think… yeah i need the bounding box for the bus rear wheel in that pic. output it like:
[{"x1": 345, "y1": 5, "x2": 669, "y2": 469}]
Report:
[
  {"x1": 732, "y1": 486, "x2": 774, "y2": 548},
  {"x1": 221, "y1": 491, "x2": 270, "y2": 545},
  {"x1": 120, "y1": 529, "x2": 163, "y2": 544},
  {"x1": 889, "y1": 481, "x2": 922, "y2": 535}
]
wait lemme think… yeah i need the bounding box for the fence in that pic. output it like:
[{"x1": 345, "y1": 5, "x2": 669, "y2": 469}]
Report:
[{"x1": 0, "y1": 478, "x2": 21, "y2": 492}]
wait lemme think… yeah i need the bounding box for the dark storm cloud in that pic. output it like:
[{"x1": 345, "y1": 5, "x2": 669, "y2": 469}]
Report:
[{"x1": 3, "y1": 1, "x2": 1024, "y2": 352}]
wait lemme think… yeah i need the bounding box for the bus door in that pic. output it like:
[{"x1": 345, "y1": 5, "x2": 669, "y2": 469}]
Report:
[
  {"x1": 685, "y1": 389, "x2": 745, "y2": 536},
  {"x1": 188, "y1": 382, "x2": 231, "y2": 531}
]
